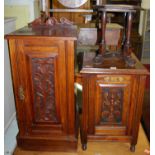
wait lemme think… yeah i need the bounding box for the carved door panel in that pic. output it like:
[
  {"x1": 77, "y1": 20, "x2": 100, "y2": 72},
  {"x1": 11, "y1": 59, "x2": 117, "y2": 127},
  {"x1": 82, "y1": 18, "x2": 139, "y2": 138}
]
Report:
[
  {"x1": 16, "y1": 39, "x2": 67, "y2": 136},
  {"x1": 88, "y1": 75, "x2": 132, "y2": 136}
]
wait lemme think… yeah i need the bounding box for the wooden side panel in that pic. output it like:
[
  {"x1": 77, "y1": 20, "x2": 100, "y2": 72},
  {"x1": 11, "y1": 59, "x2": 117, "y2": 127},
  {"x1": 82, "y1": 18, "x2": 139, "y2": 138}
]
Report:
[
  {"x1": 65, "y1": 40, "x2": 75, "y2": 135},
  {"x1": 81, "y1": 74, "x2": 89, "y2": 146},
  {"x1": 131, "y1": 75, "x2": 147, "y2": 145},
  {"x1": 87, "y1": 76, "x2": 96, "y2": 134}
]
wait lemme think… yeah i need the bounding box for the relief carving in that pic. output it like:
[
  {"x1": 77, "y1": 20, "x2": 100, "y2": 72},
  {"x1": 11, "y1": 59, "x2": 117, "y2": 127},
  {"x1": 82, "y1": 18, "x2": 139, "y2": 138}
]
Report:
[
  {"x1": 31, "y1": 57, "x2": 57, "y2": 122},
  {"x1": 104, "y1": 76, "x2": 124, "y2": 82},
  {"x1": 100, "y1": 87, "x2": 123, "y2": 124},
  {"x1": 101, "y1": 76, "x2": 130, "y2": 83}
]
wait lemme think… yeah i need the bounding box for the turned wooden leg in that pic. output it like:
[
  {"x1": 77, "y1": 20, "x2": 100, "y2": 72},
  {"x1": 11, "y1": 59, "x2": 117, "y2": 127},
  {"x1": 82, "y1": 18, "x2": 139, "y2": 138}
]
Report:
[
  {"x1": 122, "y1": 12, "x2": 127, "y2": 46},
  {"x1": 99, "y1": 11, "x2": 107, "y2": 55},
  {"x1": 82, "y1": 143, "x2": 87, "y2": 150},
  {"x1": 130, "y1": 144, "x2": 135, "y2": 152},
  {"x1": 123, "y1": 12, "x2": 133, "y2": 57},
  {"x1": 80, "y1": 127, "x2": 87, "y2": 151},
  {"x1": 80, "y1": 75, "x2": 88, "y2": 151}
]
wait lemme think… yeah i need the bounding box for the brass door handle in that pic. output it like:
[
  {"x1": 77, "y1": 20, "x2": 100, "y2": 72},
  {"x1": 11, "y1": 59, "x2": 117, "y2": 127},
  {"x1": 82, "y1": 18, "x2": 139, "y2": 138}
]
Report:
[{"x1": 19, "y1": 86, "x2": 25, "y2": 100}]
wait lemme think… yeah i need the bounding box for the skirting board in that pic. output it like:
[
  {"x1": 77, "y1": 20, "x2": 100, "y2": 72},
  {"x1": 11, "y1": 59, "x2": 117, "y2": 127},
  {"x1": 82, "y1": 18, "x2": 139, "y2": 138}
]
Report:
[
  {"x1": 5, "y1": 112, "x2": 16, "y2": 133},
  {"x1": 4, "y1": 115, "x2": 18, "y2": 155}
]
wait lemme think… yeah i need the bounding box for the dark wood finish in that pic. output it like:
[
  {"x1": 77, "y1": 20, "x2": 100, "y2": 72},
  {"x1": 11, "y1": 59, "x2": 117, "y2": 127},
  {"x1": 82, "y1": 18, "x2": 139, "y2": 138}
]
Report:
[
  {"x1": 123, "y1": 12, "x2": 132, "y2": 56},
  {"x1": 92, "y1": 4, "x2": 143, "y2": 67},
  {"x1": 6, "y1": 25, "x2": 77, "y2": 39},
  {"x1": 100, "y1": 11, "x2": 107, "y2": 55},
  {"x1": 141, "y1": 64, "x2": 150, "y2": 141},
  {"x1": 94, "y1": 3, "x2": 142, "y2": 59},
  {"x1": 5, "y1": 25, "x2": 78, "y2": 151},
  {"x1": 80, "y1": 51, "x2": 148, "y2": 151},
  {"x1": 95, "y1": 5, "x2": 140, "y2": 57}
]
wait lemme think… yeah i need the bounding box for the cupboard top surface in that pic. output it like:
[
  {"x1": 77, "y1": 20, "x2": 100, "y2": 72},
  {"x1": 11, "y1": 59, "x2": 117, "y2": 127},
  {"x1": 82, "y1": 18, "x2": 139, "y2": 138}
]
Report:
[
  {"x1": 5, "y1": 25, "x2": 78, "y2": 40},
  {"x1": 80, "y1": 52, "x2": 149, "y2": 75}
]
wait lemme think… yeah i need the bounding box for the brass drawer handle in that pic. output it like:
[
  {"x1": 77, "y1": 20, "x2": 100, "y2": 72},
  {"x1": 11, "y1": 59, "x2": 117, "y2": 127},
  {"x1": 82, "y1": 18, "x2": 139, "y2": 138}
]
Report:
[{"x1": 19, "y1": 86, "x2": 25, "y2": 100}]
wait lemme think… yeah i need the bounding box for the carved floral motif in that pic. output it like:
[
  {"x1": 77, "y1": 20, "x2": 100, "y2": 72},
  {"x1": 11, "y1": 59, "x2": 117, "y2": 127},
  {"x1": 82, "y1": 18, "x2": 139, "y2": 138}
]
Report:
[
  {"x1": 31, "y1": 57, "x2": 57, "y2": 122},
  {"x1": 100, "y1": 87, "x2": 123, "y2": 124}
]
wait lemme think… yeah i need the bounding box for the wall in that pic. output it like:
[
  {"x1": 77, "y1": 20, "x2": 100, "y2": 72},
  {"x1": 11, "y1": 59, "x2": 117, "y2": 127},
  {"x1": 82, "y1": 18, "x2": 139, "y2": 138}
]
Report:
[
  {"x1": 138, "y1": 0, "x2": 150, "y2": 63},
  {"x1": 4, "y1": 17, "x2": 18, "y2": 155},
  {"x1": 4, "y1": 0, "x2": 40, "y2": 29},
  {"x1": 4, "y1": 0, "x2": 40, "y2": 132},
  {"x1": 141, "y1": 0, "x2": 150, "y2": 8},
  {"x1": 4, "y1": 1, "x2": 40, "y2": 154},
  {"x1": 139, "y1": 0, "x2": 150, "y2": 35},
  {"x1": 4, "y1": 17, "x2": 16, "y2": 132}
]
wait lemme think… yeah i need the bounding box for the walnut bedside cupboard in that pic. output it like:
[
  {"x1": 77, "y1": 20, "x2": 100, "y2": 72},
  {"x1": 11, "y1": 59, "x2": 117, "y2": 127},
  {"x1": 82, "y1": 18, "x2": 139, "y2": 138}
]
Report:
[
  {"x1": 5, "y1": 24, "x2": 148, "y2": 152},
  {"x1": 80, "y1": 52, "x2": 148, "y2": 152},
  {"x1": 5, "y1": 25, "x2": 78, "y2": 152}
]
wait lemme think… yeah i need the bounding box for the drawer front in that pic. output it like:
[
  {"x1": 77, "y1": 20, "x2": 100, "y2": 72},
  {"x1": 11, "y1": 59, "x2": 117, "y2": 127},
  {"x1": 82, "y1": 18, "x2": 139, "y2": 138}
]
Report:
[{"x1": 88, "y1": 75, "x2": 132, "y2": 136}]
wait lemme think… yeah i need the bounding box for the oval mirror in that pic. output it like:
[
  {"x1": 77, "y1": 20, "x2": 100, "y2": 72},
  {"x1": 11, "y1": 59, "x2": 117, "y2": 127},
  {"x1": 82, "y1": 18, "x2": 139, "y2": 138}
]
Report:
[{"x1": 58, "y1": 0, "x2": 88, "y2": 8}]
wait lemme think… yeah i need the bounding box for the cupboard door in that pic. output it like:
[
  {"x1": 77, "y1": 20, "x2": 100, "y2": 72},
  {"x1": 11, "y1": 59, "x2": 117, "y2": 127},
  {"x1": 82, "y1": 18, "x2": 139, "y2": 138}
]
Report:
[
  {"x1": 88, "y1": 75, "x2": 132, "y2": 136},
  {"x1": 16, "y1": 39, "x2": 68, "y2": 136}
]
